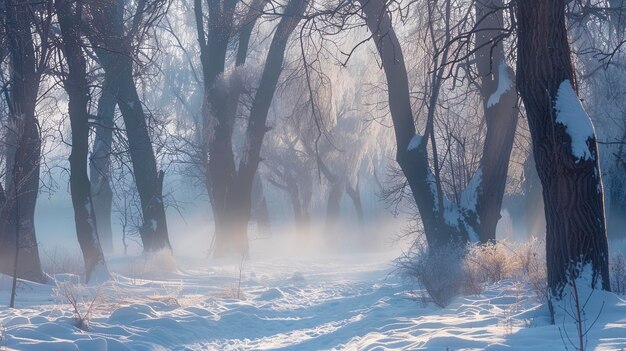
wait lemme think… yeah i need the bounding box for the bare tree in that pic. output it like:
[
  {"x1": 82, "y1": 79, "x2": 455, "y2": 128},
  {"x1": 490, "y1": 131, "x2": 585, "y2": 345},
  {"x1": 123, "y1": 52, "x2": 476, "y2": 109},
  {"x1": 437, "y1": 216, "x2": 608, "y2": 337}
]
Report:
[
  {"x1": 195, "y1": 0, "x2": 308, "y2": 256},
  {"x1": 0, "y1": 0, "x2": 51, "y2": 283},
  {"x1": 356, "y1": 0, "x2": 516, "y2": 250},
  {"x1": 86, "y1": 0, "x2": 172, "y2": 252},
  {"x1": 56, "y1": 0, "x2": 110, "y2": 282}
]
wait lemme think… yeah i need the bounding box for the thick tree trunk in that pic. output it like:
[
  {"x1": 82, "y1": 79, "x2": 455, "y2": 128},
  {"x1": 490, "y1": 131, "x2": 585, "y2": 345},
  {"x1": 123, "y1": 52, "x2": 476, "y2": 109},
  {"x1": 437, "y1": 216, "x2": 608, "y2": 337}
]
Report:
[
  {"x1": 56, "y1": 0, "x2": 109, "y2": 282},
  {"x1": 195, "y1": 0, "x2": 241, "y2": 255},
  {"x1": 516, "y1": 0, "x2": 611, "y2": 297},
  {"x1": 0, "y1": 0, "x2": 44, "y2": 283},
  {"x1": 89, "y1": 75, "x2": 116, "y2": 254},
  {"x1": 471, "y1": 0, "x2": 519, "y2": 242},
  {"x1": 197, "y1": 0, "x2": 307, "y2": 257}
]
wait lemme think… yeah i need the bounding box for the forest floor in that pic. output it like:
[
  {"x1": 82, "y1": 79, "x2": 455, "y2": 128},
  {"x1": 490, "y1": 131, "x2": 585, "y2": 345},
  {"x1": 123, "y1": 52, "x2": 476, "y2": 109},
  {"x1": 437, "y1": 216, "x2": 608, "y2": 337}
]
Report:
[{"x1": 1, "y1": 249, "x2": 625, "y2": 350}]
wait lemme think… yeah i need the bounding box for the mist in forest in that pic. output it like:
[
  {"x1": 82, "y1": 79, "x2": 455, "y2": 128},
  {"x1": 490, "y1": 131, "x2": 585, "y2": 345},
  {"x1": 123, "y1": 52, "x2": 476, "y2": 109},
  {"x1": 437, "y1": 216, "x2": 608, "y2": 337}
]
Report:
[{"x1": 2, "y1": 0, "x2": 626, "y2": 349}]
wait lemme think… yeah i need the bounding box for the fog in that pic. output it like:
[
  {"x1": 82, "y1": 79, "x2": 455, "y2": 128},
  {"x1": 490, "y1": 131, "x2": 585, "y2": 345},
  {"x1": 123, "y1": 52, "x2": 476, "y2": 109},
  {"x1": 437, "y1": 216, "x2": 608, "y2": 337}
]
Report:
[{"x1": 2, "y1": 0, "x2": 626, "y2": 349}]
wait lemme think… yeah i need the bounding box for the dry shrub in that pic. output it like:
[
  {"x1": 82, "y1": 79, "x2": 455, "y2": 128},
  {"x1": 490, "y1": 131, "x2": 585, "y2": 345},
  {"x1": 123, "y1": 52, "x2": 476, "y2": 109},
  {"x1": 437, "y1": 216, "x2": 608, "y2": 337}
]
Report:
[
  {"x1": 396, "y1": 240, "x2": 465, "y2": 307},
  {"x1": 397, "y1": 238, "x2": 548, "y2": 307},
  {"x1": 54, "y1": 281, "x2": 105, "y2": 331},
  {"x1": 464, "y1": 241, "x2": 511, "y2": 286},
  {"x1": 217, "y1": 283, "x2": 246, "y2": 300}
]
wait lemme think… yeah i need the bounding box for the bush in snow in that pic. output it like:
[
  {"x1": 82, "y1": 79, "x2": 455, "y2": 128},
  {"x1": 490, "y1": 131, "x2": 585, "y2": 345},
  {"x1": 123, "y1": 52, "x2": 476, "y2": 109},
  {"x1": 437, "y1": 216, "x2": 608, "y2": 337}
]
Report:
[
  {"x1": 54, "y1": 281, "x2": 105, "y2": 331},
  {"x1": 465, "y1": 241, "x2": 511, "y2": 285},
  {"x1": 397, "y1": 239, "x2": 548, "y2": 307},
  {"x1": 505, "y1": 239, "x2": 548, "y2": 303},
  {"x1": 610, "y1": 251, "x2": 626, "y2": 295},
  {"x1": 396, "y1": 240, "x2": 466, "y2": 307}
]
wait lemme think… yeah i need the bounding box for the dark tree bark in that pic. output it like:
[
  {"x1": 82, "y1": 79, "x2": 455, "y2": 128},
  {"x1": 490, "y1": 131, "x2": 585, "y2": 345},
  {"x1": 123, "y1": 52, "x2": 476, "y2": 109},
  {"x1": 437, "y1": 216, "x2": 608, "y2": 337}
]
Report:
[
  {"x1": 56, "y1": 0, "x2": 109, "y2": 282},
  {"x1": 0, "y1": 0, "x2": 46, "y2": 283},
  {"x1": 109, "y1": 57, "x2": 171, "y2": 252},
  {"x1": 359, "y1": 0, "x2": 462, "y2": 248},
  {"x1": 88, "y1": 0, "x2": 171, "y2": 252},
  {"x1": 359, "y1": 0, "x2": 518, "y2": 250},
  {"x1": 470, "y1": 0, "x2": 519, "y2": 242},
  {"x1": 607, "y1": 130, "x2": 626, "y2": 241},
  {"x1": 516, "y1": 0, "x2": 611, "y2": 297},
  {"x1": 89, "y1": 74, "x2": 116, "y2": 254}
]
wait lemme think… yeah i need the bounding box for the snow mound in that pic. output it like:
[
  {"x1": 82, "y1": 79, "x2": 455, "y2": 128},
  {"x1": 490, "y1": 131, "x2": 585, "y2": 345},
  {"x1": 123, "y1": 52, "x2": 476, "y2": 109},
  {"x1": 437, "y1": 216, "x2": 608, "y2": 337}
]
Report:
[{"x1": 258, "y1": 287, "x2": 285, "y2": 301}]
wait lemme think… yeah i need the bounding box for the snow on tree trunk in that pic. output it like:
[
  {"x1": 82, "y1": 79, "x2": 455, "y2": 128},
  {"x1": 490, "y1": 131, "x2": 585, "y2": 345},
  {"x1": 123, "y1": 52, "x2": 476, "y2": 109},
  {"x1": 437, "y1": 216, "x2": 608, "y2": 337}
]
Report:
[
  {"x1": 516, "y1": 0, "x2": 611, "y2": 299},
  {"x1": 359, "y1": 0, "x2": 516, "y2": 249},
  {"x1": 470, "y1": 0, "x2": 519, "y2": 243}
]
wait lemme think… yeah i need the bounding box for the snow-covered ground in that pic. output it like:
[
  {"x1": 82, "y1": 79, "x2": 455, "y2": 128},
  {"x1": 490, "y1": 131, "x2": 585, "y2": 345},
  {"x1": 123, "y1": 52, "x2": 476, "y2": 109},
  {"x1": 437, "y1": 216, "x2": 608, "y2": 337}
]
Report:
[{"x1": 1, "y1": 250, "x2": 625, "y2": 350}]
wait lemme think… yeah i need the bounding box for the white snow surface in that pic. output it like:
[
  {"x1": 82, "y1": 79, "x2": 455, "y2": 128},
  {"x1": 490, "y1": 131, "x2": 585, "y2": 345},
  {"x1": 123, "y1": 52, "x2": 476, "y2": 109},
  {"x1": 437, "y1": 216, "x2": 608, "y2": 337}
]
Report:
[
  {"x1": 1, "y1": 252, "x2": 625, "y2": 350},
  {"x1": 554, "y1": 80, "x2": 595, "y2": 161},
  {"x1": 407, "y1": 134, "x2": 423, "y2": 151},
  {"x1": 487, "y1": 60, "x2": 513, "y2": 108},
  {"x1": 460, "y1": 169, "x2": 482, "y2": 214}
]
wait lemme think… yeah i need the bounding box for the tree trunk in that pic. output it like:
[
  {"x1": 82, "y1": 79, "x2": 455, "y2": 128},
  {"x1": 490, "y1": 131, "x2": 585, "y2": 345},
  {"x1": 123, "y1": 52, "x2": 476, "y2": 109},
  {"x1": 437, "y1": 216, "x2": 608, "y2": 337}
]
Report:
[
  {"x1": 608, "y1": 181, "x2": 626, "y2": 240},
  {"x1": 110, "y1": 57, "x2": 171, "y2": 252},
  {"x1": 290, "y1": 184, "x2": 310, "y2": 236},
  {"x1": 89, "y1": 74, "x2": 116, "y2": 254},
  {"x1": 524, "y1": 156, "x2": 546, "y2": 239},
  {"x1": 315, "y1": 155, "x2": 346, "y2": 232},
  {"x1": 0, "y1": 0, "x2": 44, "y2": 283},
  {"x1": 471, "y1": 0, "x2": 519, "y2": 242},
  {"x1": 195, "y1": 0, "x2": 242, "y2": 256},
  {"x1": 325, "y1": 178, "x2": 344, "y2": 231},
  {"x1": 516, "y1": 0, "x2": 611, "y2": 298},
  {"x1": 89, "y1": 0, "x2": 171, "y2": 252},
  {"x1": 251, "y1": 174, "x2": 272, "y2": 236},
  {"x1": 197, "y1": 0, "x2": 307, "y2": 257},
  {"x1": 358, "y1": 0, "x2": 462, "y2": 248},
  {"x1": 346, "y1": 179, "x2": 364, "y2": 225},
  {"x1": 56, "y1": 0, "x2": 109, "y2": 282},
  {"x1": 360, "y1": 0, "x2": 518, "y2": 249}
]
